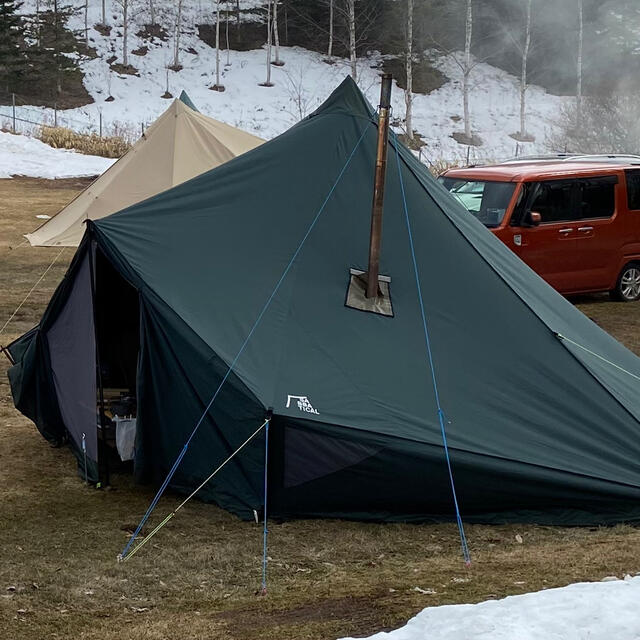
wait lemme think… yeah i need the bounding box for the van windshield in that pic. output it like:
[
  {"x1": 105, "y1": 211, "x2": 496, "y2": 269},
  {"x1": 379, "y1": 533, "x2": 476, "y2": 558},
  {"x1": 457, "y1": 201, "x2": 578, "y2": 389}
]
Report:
[{"x1": 439, "y1": 177, "x2": 516, "y2": 227}]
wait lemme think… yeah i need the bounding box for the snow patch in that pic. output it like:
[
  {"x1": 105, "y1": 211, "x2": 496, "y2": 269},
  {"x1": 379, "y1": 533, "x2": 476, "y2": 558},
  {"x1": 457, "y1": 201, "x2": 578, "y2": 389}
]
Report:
[
  {"x1": 0, "y1": 132, "x2": 114, "y2": 179},
  {"x1": 340, "y1": 576, "x2": 640, "y2": 640}
]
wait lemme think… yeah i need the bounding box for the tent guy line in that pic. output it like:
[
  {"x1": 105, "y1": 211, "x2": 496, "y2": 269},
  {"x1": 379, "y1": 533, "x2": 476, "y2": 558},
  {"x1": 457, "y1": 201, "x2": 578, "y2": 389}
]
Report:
[
  {"x1": 0, "y1": 247, "x2": 66, "y2": 338},
  {"x1": 392, "y1": 130, "x2": 471, "y2": 566},
  {"x1": 119, "y1": 122, "x2": 372, "y2": 561},
  {"x1": 556, "y1": 333, "x2": 640, "y2": 383},
  {"x1": 118, "y1": 418, "x2": 270, "y2": 563}
]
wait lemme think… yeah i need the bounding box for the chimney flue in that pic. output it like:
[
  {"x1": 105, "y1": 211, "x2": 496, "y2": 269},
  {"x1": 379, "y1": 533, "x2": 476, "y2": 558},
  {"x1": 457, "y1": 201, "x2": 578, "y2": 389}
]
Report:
[{"x1": 366, "y1": 73, "x2": 392, "y2": 299}]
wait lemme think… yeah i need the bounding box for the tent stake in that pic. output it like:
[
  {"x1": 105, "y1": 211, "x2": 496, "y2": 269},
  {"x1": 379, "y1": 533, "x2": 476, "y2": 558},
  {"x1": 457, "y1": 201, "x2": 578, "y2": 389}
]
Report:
[
  {"x1": 366, "y1": 73, "x2": 392, "y2": 299},
  {"x1": 82, "y1": 432, "x2": 88, "y2": 485}
]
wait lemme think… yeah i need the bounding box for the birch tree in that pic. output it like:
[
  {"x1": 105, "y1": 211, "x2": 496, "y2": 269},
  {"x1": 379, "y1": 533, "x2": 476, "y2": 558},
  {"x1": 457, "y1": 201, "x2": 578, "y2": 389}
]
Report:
[
  {"x1": 405, "y1": 0, "x2": 413, "y2": 140},
  {"x1": 261, "y1": 0, "x2": 273, "y2": 85},
  {"x1": 288, "y1": 0, "x2": 378, "y2": 79},
  {"x1": 273, "y1": 0, "x2": 283, "y2": 65},
  {"x1": 576, "y1": 0, "x2": 583, "y2": 127},
  {"x1": 347, "y1": 0, "x2": 356, "y2": 80},
  {"x1": 113, "y1": 0, "x2": 129, "y2": 66},
  {"x1": 462, "y1": 0, "x2": 473, "y2": 140},
  {"x1": 327, "y1": 0, "x2": 333, "y2": 59},
  {"x1": 173, "y1": 0, "x2": 184, "y2": 69},
  {"x1": 35, "y1": 0, "x2": 42, "y2": 46},
  {"x1": 519, "y1": 0, "x2": 532, "y2": 138},
  {"x1": 212, "y1": 0, "x2": 224, "y2": 89},
  {"x1": 149, "y1": 0, "x2": 155, "y2": 25},
  {"x1": 225, "y1": 0, "x2": 230, "y2": 65}
]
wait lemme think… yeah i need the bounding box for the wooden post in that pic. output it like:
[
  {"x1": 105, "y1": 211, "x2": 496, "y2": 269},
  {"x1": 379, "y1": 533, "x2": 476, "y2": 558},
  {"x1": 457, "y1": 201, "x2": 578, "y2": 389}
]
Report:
[{"x1": 366, "y1": 74, "x2": 392, "y2": 299}]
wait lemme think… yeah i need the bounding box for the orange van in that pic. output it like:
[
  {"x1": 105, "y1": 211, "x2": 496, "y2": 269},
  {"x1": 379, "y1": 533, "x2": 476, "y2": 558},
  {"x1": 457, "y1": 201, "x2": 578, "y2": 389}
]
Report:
[{"x1": 440, "y1": 156, "x2": 640, "y2": 301}]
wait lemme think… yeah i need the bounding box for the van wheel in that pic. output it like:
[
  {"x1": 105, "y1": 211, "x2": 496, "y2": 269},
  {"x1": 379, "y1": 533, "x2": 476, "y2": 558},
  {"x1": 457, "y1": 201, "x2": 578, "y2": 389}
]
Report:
[{"x1": 611, "y1": 263, "x2": 640, "y2": 301}]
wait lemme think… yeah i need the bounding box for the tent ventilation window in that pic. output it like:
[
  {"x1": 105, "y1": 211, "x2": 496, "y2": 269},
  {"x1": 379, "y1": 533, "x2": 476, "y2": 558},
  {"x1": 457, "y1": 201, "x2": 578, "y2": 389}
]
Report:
[{"x1": 345, "y1": 268, "x2": 393, "y2": 317}]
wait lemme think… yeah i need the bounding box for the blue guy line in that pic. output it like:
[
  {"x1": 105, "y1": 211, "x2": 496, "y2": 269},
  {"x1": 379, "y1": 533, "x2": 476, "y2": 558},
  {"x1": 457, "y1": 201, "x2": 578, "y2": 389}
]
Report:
[
  {"x1": 120, "y1": 122, "x2": 372, "y2": 560},
  {"x1": 260, "y1": 418, "x2": 270, "y2": 595},
  {"x1": 391, "y1": 132, "x2": 471, "y2": 566}
]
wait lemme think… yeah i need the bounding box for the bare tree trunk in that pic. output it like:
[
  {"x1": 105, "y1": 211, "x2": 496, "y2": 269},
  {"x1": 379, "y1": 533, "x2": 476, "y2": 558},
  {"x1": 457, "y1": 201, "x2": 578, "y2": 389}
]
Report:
[
  {"x1": 348, "y1": 0, "x2": 357, "y2": 81},
  {"x1": 226, "y1": 1, "x2": 230, "y2": 65},
  {"x1": 405, "y1": 0, "x2": 413, "y2": 140},
  {"x1": 576, "y1": 0, "x2": 583, "y2": 127},
  {"x1": 122, "y1": 0, "x2": 128, "y2": 66},
  {"x1": 84, "y1": 0, "x2": 88, "y2": 45},
  {"x1": 54, "y1": 0, "x2": 62, "y2": 94},
  {"x1": 520, "y1": 0, "x2": 532, "y2": 137},
  {"x1": 273, "y1": 0, "x2": 282, "y2": 64},
  {"x1": 215, "y1": 0, "x2": 223, "y2": 87},
  {"x1": 174, "y1": 0, "x2": 183, "y2": 68},
  {"x1": 463, "y1": 0, "x2": 473, "y2": 140},
  {"x1": 36, "y1": 0, "x2": 41, "y2": 46},
  {"x1": 236, "y1": 0, "x2": 240, "y2": 28},
  {"x1": 101, "y1": 0, "x2": 106, "y2": 25},
  {"x1": 328, "y1": 0, "x2": 334, "y2": 58},
  {"x1": 262, "y1": 0, "x2": 273, "y2": 85},
  {"x1": 149, "y1": 0, "x2": 156, "y2": 25}
]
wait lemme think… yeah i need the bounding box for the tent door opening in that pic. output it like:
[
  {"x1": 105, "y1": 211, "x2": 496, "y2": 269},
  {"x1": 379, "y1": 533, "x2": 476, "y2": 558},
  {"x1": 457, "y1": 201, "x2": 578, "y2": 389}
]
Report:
[{"x1": 93, "y1": 248, "x2": 141, "y2": 472}]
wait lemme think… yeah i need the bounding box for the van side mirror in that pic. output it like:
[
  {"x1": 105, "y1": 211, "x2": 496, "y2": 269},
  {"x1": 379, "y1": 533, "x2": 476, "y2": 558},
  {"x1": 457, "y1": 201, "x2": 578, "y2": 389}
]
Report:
[{"x1": 529, "y1": 211, "x2": 542, "y2": 226}]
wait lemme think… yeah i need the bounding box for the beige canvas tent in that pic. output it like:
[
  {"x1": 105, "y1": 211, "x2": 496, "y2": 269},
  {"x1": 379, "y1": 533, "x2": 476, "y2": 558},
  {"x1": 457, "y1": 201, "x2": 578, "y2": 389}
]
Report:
[{"x1": 26, "y1": 92, "x2": 264, "y2": 247}]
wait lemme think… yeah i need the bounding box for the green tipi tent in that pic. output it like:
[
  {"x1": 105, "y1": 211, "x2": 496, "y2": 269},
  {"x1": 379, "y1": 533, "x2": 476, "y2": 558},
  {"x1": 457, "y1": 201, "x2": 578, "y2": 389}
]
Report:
[{"x1": 7, "y1": 78, "x2": 640, "y2": 525}]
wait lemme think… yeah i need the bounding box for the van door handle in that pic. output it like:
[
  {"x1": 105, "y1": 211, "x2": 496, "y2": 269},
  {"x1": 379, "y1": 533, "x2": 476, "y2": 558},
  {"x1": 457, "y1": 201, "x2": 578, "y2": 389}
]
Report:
[
  {"x1": 578, "y1": 226, "x2": 593, "y2": 232},
  {"x1": 558, "y1": 228, "x2": 573, "y2": 233}
]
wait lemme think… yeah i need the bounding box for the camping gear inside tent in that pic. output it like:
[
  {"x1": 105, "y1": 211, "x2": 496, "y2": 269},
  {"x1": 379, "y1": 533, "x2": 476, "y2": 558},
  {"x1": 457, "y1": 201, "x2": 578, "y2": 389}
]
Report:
[
  {"x1": 25, "y1": 91, "x2": 264, "y2": 247},
  {"x1": 7, "y1": 77, "x2": 640, "y2": 526}
]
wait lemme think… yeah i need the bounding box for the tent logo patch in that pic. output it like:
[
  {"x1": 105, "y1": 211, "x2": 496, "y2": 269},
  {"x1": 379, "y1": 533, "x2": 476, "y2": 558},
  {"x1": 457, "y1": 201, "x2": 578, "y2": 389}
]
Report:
[{"x1": 286, "y1": 395, "x2": 320, "y2": 415}]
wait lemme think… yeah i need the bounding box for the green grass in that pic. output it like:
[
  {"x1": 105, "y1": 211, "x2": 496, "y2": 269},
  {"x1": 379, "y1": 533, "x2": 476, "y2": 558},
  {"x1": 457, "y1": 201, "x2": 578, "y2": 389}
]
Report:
[{"x1": 1, "y1": 178, "x2": 640, "y2": 639}]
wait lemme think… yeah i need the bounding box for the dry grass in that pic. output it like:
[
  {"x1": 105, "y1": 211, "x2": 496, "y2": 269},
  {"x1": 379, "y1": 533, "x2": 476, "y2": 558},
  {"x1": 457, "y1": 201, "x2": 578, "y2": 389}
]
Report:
[
  {"x1": 39, "y1": 126, "x2": 130, "y2": 159},
  {"x1": 1, "y1": 178, "x2": 640, "y2": 639},
  {"x1": 427, "y1": 159, "x2": 462, "y2": 177}
]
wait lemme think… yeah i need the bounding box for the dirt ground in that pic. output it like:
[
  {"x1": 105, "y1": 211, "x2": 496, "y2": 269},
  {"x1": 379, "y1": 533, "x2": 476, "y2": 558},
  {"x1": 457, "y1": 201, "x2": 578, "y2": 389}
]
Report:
[{"x1": 1, "y1": 178, "x2": 640, "y2": 640}]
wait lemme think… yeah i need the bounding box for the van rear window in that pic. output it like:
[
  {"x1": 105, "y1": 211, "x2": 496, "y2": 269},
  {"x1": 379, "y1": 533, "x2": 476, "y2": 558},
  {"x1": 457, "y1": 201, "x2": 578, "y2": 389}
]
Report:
[
  {"x1": 439, "y1": 178, "x2": 516, "y2": 227},
  {"x1": 626, "y1": 170, "x2": 640, "y2": 210}
]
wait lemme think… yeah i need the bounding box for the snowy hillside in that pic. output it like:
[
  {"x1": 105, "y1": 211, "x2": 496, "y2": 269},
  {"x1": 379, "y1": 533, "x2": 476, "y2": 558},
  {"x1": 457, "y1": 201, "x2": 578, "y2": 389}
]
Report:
[
  {"x1": 4, "y1": 0, "x2": 570, "y2": 164},
  {"x1": 340, "y1": 575, "x2": 640, "y2": 640}
]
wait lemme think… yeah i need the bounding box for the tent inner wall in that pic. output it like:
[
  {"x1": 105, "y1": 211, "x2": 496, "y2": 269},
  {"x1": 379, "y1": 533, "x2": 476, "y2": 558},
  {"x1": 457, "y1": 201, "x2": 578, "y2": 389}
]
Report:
[
  {"x1": 95, "y1": 249, "x2": 140, "y2": 396},
  {"x1": 94, "y1": 248, "x2": 141, "y2": 472}
]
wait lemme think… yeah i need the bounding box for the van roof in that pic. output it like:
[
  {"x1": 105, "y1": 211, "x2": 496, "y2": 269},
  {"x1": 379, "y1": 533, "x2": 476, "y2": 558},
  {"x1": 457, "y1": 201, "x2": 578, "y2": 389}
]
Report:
[{"x1": 443, "y1": 159, "x2": 640, "y2": 182}]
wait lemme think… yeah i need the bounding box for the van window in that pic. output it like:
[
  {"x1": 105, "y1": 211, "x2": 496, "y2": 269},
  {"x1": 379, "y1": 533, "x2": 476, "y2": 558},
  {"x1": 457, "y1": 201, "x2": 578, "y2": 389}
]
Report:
[
  {"x1": 577, "y1": 178, "x2": 616, "y2": 219},
  {"x1": 529, "y1": 176, "x2": 616, "y2": 223},
  {"x1": 439, "y1": 178, "x2": 516, "y2": 227},
  {"x1": 530, "y1": 180, "x2": 575, "y2": 223},
  {"x1": 626, "y1": 170, "x2": 640, "y2": 210}
]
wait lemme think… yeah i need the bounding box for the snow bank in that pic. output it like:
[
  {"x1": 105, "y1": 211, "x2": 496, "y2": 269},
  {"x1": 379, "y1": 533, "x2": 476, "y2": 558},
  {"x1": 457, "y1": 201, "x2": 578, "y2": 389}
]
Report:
[
  {"x1": 0, "y1": 132, "x2": 114, "y2": 179},
  {"x1": 340, "y1": 576, "x2": 640, "y2": 640}
]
